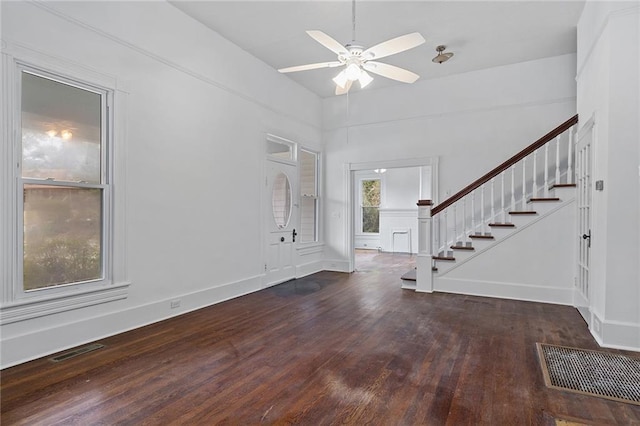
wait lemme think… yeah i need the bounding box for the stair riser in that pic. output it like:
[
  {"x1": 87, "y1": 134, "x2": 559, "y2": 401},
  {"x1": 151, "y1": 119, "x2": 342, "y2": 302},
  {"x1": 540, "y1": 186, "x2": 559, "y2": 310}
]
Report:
[
  {"x1": 486, "y1": 226, "x2": 515, "y2": 239},
  {"x1": 508, "y1": 214, "x2": 540, "y2": 227},
  {"x1": 401, "y1": 280, "x2": 417, "y2": 290},
  {"x1": 522, "y1": 201, "x2": 560, "y2": 215},
  {"x1": 549, "y1": 186, "x2": 576, "y2": 199},
  {"x1": 465, "y1": 238, "x2": 494, "y2": 250}
]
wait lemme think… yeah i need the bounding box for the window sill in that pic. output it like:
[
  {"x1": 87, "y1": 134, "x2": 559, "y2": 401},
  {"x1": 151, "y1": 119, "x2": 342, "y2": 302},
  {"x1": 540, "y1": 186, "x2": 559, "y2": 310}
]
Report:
[
  {"x1": 296, "y1": 242, "x2": 324, "y2": 256},
  {"x1": 0, "y1": 282, "x2": 130, "y2": 325}
]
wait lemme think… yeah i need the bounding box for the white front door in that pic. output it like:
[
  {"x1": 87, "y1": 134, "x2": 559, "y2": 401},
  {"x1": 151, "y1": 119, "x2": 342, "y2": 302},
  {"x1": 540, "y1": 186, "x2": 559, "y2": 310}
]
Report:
[
  {"x1": 265, "y1": 160, "x2": 298, "y2": 286},
  {"x1": 576, "y1": 119, "x2": 594, "y2": 319}
]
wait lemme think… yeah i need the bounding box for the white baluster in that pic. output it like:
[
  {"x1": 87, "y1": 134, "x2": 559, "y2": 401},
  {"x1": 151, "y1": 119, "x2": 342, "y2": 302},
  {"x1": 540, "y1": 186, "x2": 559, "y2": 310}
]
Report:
[
  {"x1": 522, "y1": 157, "x2": 527, "y2": 209},
  {"x1": 443, "y1": 208, "x2": 448, "y2": 253},
  {"x1": 471, "y1": 190, "x2": 476, "y2": 237},
  {"x1": 480, "y1": 184, "x2": 486, "y2": 234},
  {"x1": 532, "y1": 149, "x2": 538, "y2": 198},
  {"x1": 544, "y1": 143, "x2": 550, "y2": 197},
  {"x1": 555, "y1": 135, "x2": 561, "y2": 186},
  {"x1": 490, "y1": 178, "x2": 495, "y2": 223},
  {"x1": 511, "y1": 165, "x2": 516, "y2": 212},
  {"x1": 434, "y1": 215, "x2": 439, "y2": 255},
  {"x1": 567, "y1": 126, "x2": 574, "y2": 184},
  {"x1": 462, "y1": 197, "x2": 467, "y2": 245},
  {"x1": 452, "y1": 204, "x2": 457, "y2": 248},
  {"x1": 501, "y1": 171, "x2": 506, "y2": 223}
]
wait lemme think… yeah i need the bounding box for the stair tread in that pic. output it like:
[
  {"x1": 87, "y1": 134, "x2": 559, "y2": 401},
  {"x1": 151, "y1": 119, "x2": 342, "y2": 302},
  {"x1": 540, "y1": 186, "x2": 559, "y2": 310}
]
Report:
[
  {"x1": 550, "y1": 183, "x2": 577, "y2": 189},
  {"x1": 400, "y1": 269, "x2": 416, "y2": 281},
  {"x1": 451, "y1": 244, "x2": 475, "y2": 251},
  {"x1": 469, "y1": 234, "x2": 495, "y2": 239},
  {"x1": 528, "y1": 197, "x2": 560, "y2": 202},
  {"x1": 509, "y1": 211, "x2": 537, "y2": 215},
  {"x1": 489, "y1": 222, "x2": 515, "y2": 227},
  {"x1": 433, "y1": 255, "x2": 456, "y2": 261}
]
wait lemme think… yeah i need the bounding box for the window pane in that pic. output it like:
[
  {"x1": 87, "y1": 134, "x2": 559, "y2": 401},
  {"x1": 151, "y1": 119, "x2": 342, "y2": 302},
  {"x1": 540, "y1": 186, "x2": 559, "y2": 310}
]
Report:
[
  {"x1": 300, "y1": 197, "x2": 317, "y2": 243},
  {"x1": 271, "y1": 173, "x2": 292, "y2": 229},
  {"x1": 21, "y1": 72, "x2": 102, "y2": 183},
  {"x1": 299, "y1": 150, "x2": 317, "y2": 197},
  {"x1": 266, "y1": 139, "x2": 293, "y2": 161},
  {"x1": 23, "y1": 185, "x2": 102, "y2": 290},
  {"x1": 299, "y1": 149, "x2": 318, "y2": 243},
  {"x1": 361, "y1": 179, "x2": 380, "y2": 207},
  {"x1": 362, "y1": 207, "x2": 380, "y2": 233}
]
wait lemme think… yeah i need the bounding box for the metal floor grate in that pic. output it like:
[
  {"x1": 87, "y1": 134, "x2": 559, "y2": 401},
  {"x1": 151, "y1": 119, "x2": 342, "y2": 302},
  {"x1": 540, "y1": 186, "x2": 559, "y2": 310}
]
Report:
[
  {"x1": 537, "y1": 343, "x2": 640, "y2": 405},
  {"x1": 49, "y1": 343, "x2": 105, "y2": 362}
]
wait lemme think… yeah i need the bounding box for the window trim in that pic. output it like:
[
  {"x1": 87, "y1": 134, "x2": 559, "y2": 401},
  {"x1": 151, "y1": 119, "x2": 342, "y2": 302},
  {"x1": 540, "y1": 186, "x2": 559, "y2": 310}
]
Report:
[
  {"x1": 18, "y1": 66, "x2": 111, "y2": 297},
  {"x1": 1, "y1": 43, "x2": 129, "y2": 325}
]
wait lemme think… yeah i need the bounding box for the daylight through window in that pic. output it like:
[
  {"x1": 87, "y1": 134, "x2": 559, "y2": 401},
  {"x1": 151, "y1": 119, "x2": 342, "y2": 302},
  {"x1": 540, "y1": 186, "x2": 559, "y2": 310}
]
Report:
[
  {"x1": 299, "y1": 149, "x2": 318, "y2": 243},
  {"x1": 361, "y1": 179, "x2": 380, "y2": 233},
  {"x1": 20, "y1": 70, "x2": 108, "y2": 291}
]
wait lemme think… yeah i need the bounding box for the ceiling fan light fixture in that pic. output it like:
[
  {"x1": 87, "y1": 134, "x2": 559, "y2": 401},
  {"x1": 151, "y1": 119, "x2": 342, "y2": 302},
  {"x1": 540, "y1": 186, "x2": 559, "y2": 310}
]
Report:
[
  {"x1": 345, "y1": 63, "x2": 362, "y2": 80},
  {"x1": 333, "y1": 70, "x2": 349, "y2": 88},
  {"x1": 358, "y1": 69, "x2": 373, "y2": 88},
  {"x1": 279, "y1": 0, "x2": 425, "y2": 95}
]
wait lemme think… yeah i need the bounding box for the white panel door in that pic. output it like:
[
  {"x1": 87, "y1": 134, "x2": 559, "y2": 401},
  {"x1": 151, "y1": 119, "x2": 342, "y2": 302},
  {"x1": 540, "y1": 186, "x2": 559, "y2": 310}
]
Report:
[
  {"x1": 265, "y1": 160, "x2": 298, "y2": 286},
  {"x1": 576, "y1": 123, "x2": 593, "y2": 305}
]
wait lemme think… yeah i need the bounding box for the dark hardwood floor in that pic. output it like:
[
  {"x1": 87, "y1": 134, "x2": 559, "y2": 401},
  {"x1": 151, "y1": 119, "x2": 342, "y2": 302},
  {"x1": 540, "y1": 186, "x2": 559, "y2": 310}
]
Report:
[{"x1": 2, "y1": 252, "x2": 639, "y2": 425}]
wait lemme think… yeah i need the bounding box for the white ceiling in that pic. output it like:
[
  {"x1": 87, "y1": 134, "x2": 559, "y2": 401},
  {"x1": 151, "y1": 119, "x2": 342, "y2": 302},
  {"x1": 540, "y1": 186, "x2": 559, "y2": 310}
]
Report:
[{"x1": 170, "y1": 1, "x2": 585, "y2": 98}]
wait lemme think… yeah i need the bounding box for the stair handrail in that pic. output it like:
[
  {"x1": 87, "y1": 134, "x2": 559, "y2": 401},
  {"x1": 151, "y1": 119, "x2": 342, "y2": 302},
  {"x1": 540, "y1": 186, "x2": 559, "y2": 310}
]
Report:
[{"x1": 431, "y1": 114, "x2": 578, "y2": 216}]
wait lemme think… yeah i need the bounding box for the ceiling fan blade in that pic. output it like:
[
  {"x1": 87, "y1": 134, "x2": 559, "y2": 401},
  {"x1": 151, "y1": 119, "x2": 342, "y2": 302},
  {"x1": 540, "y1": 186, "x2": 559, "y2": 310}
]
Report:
[
  {"x1": 363, "y1": 61, "x2": 420, "y2": 83},
  {"x1": 335, "y1": 79, "x2": 353, "y2": 96},
  {"x1": 306, "y1": 30, "x2": 349, "y2": 56},
  {"x1": 278, "y1": 61, "x2": 343, "y2": 73},
  {"x1": 363, "y1": 32, "x2": 426, "y2": 60}
]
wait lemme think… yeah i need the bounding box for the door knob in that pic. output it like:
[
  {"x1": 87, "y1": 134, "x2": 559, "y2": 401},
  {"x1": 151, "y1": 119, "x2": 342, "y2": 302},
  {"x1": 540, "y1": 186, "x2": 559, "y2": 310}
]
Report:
[
  {"x1": 280, "y1": 237, "x2": 285, "y2": 242},
  {"x1": 292, "y1": 228, "x2": 298, "y2": 243},
  {"x1": 582, "y1": 230, "x2": 591, "y2": 247}
]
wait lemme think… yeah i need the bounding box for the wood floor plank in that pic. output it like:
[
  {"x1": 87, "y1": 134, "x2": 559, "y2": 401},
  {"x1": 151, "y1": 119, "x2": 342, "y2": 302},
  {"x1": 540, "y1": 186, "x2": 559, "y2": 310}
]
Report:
[{"x1": 2, "y1": 252, "x2": 640, "y2": 425}]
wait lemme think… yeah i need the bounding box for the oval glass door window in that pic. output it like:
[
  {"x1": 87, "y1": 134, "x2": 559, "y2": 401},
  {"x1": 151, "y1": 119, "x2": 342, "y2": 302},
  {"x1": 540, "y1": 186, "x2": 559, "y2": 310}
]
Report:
[{"x1": 272, "y1": 172, "x2": 292, "y2": 228}]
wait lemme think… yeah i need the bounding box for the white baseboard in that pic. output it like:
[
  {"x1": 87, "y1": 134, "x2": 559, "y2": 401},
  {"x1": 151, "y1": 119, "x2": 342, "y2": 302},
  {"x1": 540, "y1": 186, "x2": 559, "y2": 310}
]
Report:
[
  {"x1": 0, "y1": 275, "x2": 263, "y2": 369},
  {"x1": 573, "y1": 287, "x2": 591, "y2": 326},
  {"x1": 323, "y1": 259, "x2": 351, "y2": 273},
  {"x1": 434, "y1": 277, "x2": 573, "y2": 305},
  {"x1": 591, "y1": 311, "x2": 640, "y2": 352},
  {"x1": 296, "y1": 260, "x2": 324, "y2": 278}
]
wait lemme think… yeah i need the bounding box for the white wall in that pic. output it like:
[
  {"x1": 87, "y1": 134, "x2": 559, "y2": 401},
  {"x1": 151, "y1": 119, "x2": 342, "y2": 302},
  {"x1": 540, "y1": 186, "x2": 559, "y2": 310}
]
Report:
[
  {"x1": 0, "y1": 1, "x2": 322, "y2": 367},
  {"x1": 379, "y1": 167, "x2": 420, "y2": 253},
  {"x1": 323, "y1": 54, "x2": 577, "y2": 264},
  {"x1": 576, "y1": 2, "x2": 640, "y2": 350},
  {"x1": 436, "y1": 197, "x2": 576, "y2": 304}
]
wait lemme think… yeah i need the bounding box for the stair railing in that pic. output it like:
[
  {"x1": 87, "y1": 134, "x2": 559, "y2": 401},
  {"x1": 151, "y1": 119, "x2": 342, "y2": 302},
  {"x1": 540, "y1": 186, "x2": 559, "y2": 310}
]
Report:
[{"x1": 431, "y1": 115, "x2": 578, "y2": 256}]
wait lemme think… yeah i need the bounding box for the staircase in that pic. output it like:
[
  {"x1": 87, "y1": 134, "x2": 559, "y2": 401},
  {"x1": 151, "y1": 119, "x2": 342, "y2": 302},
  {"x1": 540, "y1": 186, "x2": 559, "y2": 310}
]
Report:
[{"x1": 402, "y1": 115, "x2": 579, "y2": 299}]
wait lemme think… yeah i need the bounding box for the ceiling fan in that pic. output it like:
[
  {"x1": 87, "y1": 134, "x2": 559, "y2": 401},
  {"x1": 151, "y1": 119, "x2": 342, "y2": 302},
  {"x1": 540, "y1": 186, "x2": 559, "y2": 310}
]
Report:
[{"x1": 278, "y1": 1, "x2": 425, "y2": 95}]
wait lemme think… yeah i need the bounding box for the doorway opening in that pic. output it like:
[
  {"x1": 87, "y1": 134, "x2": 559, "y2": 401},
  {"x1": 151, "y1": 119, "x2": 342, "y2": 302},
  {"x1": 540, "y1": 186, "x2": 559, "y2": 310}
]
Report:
[{"x1": 348, "y1": 157, "x2": 438, "y2": 273}]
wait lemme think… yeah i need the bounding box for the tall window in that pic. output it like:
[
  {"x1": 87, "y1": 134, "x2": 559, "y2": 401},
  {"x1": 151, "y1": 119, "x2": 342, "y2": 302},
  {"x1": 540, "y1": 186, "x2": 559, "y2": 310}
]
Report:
[
  {"x1": 299, "y1": 149, "x2": 318, "y2": 243},
  {"x1": 361, "y1": 179, "x2": 381, "y2": 233},
  {"x1": 19, "y1": 69, "x2": 109, "y2": 292}
]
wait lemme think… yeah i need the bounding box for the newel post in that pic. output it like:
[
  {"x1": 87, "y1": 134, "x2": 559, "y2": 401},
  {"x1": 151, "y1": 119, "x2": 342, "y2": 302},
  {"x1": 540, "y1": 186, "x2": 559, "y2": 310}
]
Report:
[{"x1": 416, "y1": 200, "x2": 433, "y2": 293}]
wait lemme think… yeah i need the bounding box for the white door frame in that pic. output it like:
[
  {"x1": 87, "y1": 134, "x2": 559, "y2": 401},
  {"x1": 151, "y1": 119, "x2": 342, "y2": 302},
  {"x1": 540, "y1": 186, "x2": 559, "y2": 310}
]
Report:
[
  {"x1": 262, "y1": 134, "x2": 298, "y2": 287},
  {"x1": 574, "y1": 114, "x2": 596, "y2": 324},
  {"x1": 345, "y1": 157, "x2": 439, "y2": 272}
]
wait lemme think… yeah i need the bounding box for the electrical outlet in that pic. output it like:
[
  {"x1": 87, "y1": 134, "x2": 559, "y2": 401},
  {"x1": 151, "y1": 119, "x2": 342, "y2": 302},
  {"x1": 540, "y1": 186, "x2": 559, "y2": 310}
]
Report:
[{"x1": 170, "y1": 299, "x2": 181, "y2": 309}]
